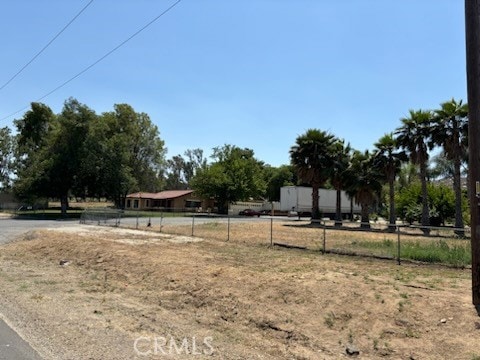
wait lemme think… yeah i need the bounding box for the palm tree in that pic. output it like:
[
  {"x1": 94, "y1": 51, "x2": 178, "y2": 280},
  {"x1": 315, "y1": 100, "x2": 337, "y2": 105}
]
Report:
[
  {"x1": 345, "y1": 150, "x2": 383, "y2": 229},
  {"x1": 395, "y1": 110, "x2": 433, "y2": 234},
  {"x1": 373, "y1": 133, "x2": 406, "y2": 232},
  {"x1": 431, "y1": 98, "x2": 468, "y2": 236},
  {"x1": 290, "y1": 129, "x2": 337, "y2": 221},
  {"x1": 330, "y1": 139, "x2": 352, "y2": 227}
]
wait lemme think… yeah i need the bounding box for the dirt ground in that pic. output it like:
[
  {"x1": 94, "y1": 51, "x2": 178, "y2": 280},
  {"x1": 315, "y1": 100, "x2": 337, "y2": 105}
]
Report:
[{"x1": 0, "y1": 224, "x2": 479, "y2": 359}]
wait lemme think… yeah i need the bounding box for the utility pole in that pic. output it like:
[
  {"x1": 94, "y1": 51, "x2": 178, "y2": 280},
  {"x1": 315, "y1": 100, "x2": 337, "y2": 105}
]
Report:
[{"x1": 465, "y1": 0, "x2": 480, "y2": 312}]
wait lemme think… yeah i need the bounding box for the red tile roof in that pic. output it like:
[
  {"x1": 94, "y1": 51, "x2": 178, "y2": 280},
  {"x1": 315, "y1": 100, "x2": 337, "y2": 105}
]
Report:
[{"x1": 126, "y1": 190, "x2": 194, "y2": 200}]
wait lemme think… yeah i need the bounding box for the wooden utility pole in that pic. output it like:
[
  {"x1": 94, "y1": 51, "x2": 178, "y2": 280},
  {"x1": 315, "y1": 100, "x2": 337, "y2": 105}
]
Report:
[{"x1": 465, "y1": 0, "x2": 480, "y2": 311}]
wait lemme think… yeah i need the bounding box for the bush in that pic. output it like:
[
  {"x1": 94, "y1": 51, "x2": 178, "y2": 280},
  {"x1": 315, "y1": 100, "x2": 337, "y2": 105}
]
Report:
[{"x1": 396, "y1": 182, "x2": 461, "y2": 225}]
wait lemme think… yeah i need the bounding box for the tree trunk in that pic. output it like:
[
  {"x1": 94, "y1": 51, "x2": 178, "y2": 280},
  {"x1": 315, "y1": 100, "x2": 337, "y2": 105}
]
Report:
[
  {"x1": 60, "y1": 194, "x2": 69, "y2": 217},
  {"x1": 419, "y1": 160, "x2": 430, "y2": 235},
  {"x1": 335, "y1": 188, "x2": 342, "y2": 227},
  {"x1": 453, "y1": 155, "x2": 465, "y2": 236},
  {"x1": 388, "y1": 175, "x2": 396, "y2": 232},
  {"x1": 360, "y1": 203, "x2": 370, "y2": 229},
  {"x1": 311, "y1": 184, "x2": 320, "y2": 221},
  {"x1": 218, "y1": 201, "x2": 228, "y2": 215}
]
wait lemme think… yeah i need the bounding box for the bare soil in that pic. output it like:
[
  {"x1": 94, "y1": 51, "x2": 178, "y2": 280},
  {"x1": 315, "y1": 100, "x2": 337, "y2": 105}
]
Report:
[{"x1": 0, "y1": 224, "x2": 479, "y2": 359}]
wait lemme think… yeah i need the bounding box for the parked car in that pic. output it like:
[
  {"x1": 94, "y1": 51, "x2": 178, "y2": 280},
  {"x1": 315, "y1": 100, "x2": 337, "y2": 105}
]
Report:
[{"x1": 239, "y1": 209, "x2": 261, "y2": 217}]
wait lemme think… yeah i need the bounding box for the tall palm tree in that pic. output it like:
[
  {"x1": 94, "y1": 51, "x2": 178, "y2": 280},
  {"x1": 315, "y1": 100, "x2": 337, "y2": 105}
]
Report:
[
  {"x1": 431, "y1": 98, "x2": 468, "y2": 236},
  {"x1": 330, "y1": 139, "x2": 352, "y2": 227},
  {"x1": 345, "y1": 150, "x2": 383, "y2": 229},
  {"x1": 373, "y1": 133, "x2": 406, "y2": 232},
  {"x1": 395, "y1": 109, "x2": 433, "y2": 234},
  {"x1": 290, "y1": 129, "x2": 337, "y2": 221}
]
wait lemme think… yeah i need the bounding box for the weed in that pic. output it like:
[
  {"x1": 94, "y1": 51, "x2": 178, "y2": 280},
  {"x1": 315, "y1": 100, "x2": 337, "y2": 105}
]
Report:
[
  {"x1": 324, "y1": 312, "x2": 335, "y2": 329},
  {"x1": 405, "y1": 327, "x2": 419, "y2": 338},
  {"x1": 18, "y1": 283, "x2": 29, "y2": 291}
]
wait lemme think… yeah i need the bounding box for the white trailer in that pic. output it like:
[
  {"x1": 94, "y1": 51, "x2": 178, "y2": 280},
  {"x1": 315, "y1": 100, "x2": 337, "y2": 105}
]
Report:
[{"x1": 280, "y1": 186, "x2": 360, "y2": 217}]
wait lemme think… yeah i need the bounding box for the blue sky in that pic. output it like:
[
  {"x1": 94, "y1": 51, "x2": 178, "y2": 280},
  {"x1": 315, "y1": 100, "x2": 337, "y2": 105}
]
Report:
[{"x1": 0, "y1": 1, "x2": 466, "y2": 167}]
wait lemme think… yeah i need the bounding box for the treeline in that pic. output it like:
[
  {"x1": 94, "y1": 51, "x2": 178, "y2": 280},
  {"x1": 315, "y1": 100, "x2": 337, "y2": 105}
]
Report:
[
  {"x1": 0, "y1": 98, "x2": 297, "y2": 215},
  {"x1": 4, "y1": 98, "x2": 165, "y2": 214},
  {"x1": 0, "y1": 97, "x2": 470, "y2": 230}
]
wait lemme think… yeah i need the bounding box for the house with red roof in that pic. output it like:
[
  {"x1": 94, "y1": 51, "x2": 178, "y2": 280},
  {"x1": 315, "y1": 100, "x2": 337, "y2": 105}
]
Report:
[{"x1": 125, "y1": 190, "x2": 213, "y2": 212}]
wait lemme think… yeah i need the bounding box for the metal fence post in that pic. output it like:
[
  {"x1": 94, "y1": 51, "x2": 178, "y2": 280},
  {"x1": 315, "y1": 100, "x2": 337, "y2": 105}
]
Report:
[
  {"x1": 227, "y1": 216, "x2": 230, "y2": 242},
  {"x1": 397, "y1": 225, "x2": 401, "y2": 265},
  {"x1": 322, "y1": 220, "x2": 326, "y2": 254},
  {"x1": 191, "y1": 213, "x2": 195, "y2": 236},
  {"x1": 270, "y1": 217, "x2": 273, "y2": 246},
  {"x1": 159, "y1": 213, "x2": 163, "y2": 233},
  {"x1": 136, "y1": 211, "x2": 139, "y2": 229}
]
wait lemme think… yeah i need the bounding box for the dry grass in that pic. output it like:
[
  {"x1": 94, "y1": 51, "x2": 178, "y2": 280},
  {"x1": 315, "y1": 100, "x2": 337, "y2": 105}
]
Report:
[
  {"x1": 0, "y1": 225, "x2": 478, "y2": 359},
  {"x1": 144, "y1": 219, "x2": 471, "y2": 265}
]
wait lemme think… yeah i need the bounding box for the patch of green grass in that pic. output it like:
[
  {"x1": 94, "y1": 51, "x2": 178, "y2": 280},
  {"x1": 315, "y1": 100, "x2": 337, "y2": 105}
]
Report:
[
  {"x1": 350, "y1": 238, "x2": 470, "y2": 267},
  {"x1": 401, "y1": 240, "x2": 470, "y2": 266}
]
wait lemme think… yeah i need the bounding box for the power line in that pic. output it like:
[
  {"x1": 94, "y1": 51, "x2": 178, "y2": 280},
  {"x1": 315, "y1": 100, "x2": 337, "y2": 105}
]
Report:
[
  {"x1": 0, "y1": 0, "x2": 183, "y2": 122},
  {"x1": 0, "y1": 0, "x2": 94, "y2": 92}
]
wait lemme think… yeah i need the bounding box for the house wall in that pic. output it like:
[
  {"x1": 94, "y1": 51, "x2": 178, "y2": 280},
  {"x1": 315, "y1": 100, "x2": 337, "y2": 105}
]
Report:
[{"x1": 125, "y1": 194, "x2": 213, "y2": 212}]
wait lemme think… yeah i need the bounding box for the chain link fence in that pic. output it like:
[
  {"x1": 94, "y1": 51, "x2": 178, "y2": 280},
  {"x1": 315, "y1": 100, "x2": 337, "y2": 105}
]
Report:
[{"x1": 79, "y1": 208, "x2": 472, "y2": 267}]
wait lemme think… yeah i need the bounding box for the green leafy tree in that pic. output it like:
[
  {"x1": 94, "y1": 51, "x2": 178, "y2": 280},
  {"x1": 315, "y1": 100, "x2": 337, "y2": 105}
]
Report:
[
  {"x1": 431, "y1": 98, "x2": 468, "y2": 236},
  {"x1": 165, "y1": 155, "x2": 188, "y2": 190},
  {"x1": 191, "y1": 145, "x2": 266, "y2": 214},
  {"x1": 14, "y1": 98, "x2": 94, "y2": 215},
  {"x1": 395, "y1": 109, "x2": 433, "y2": 234},
  {"x1": 46, "y1": 98, "x2": 94, "y2": 214},
  {"x1": 13, "y1": 102, "x2": 55, "y2": 202},
  {"x1": 290, "y1": 129, "x2": 337, "y2": 220},
  {"x1": 184, "y1": 148, "x2": 207, "y2": 186},
  {"x1": 0, "y1": 127, "x2": 15, "y2": 190},
  {"x1": 86, "y1": 104, "x2": 166, "y2": 206},
  {"x1": 263, "y1": 165, "x2": 296, "y2": 202},
  {"x1": 345, "y1": 150, "x2": 383, "y2": 229},
  {"x1": 373, "y1": 133, "x2": 406, "y2": 231},
  {"x1": 165, "y1": 149, "x2": 206, "y2": 190},
  {"x1": 396, "y1": 182, "x2": 458, "y2": 226},
  {"x1": 78, "y1": 110, "x2": 135, "y2": 204}
]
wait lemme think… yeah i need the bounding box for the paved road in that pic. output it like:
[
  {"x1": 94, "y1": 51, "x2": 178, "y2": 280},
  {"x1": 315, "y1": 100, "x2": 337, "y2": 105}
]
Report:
[
  {"x1": 0, "y1": 319, "x2": 42, "y2": 360},
  {"x1": 0, "y1": 218, "x2": 80, "y2": 359},
  {"x1": 0, "y1": 218, "x2": 79, "y2": 245}
]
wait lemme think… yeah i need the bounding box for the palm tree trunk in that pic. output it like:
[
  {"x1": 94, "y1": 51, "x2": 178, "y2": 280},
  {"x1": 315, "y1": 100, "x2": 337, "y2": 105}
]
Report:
[
  {"x1": 312, "y1": 184, "x2": 320, "y2": 221},
  {"x1": 419, "y1": 160, "x2": 430, "y2": 234},
  {"x1": 335, "y1": 188, "x2": 342, "y2": 227},
  {"x1": 453, "y1": 156, "x2": 465, "y2": 236},
  {"x1": 388, "y1": 176, "x2": 396, "y2": 232},
  {"x1": 360, "y1": 204, "x2": 370, "y2": 229}
]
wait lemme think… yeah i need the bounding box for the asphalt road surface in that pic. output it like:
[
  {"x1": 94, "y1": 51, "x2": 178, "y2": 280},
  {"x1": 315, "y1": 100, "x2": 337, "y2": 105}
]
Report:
[
  {"x1": 0, "y1": 218, "x2": 80, "y2": 359},
  {"x1": 0, "y1": 319, "x2": 42, "y2": 360}
]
